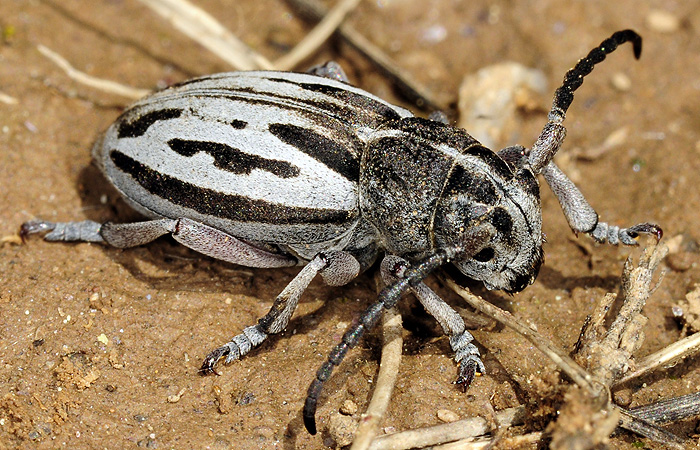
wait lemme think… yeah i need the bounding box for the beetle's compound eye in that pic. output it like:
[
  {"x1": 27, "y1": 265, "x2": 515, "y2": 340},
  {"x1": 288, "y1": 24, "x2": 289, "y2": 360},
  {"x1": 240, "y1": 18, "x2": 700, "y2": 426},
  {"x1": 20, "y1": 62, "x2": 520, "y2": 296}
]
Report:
[{"x1": 473, "y1": 247, "x2": 495, "y2": 262}]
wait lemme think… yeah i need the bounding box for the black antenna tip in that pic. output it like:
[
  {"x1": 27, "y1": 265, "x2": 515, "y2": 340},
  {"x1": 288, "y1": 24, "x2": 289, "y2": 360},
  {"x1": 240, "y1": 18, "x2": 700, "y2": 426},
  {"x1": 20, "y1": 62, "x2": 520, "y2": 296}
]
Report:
[
  {"x1": 615, "y1": 29, "x2": 643, "y2": 59},
  {"x1": 303, "y1": 399, "x2": 318, "y2": 435}
]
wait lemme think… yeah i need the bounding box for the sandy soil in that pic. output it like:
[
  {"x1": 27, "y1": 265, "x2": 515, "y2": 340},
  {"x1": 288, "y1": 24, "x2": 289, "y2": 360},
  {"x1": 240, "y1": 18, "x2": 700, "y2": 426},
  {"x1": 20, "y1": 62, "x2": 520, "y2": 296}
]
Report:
[{"x1": 2, "y1": 1, "x2": 700, "y2": 449}]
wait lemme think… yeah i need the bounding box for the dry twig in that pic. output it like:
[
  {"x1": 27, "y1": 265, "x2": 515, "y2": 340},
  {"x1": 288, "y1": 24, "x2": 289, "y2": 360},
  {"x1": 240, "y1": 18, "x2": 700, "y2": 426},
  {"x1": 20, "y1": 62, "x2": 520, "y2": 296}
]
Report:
[
  {"x1": 286, "y1": 0, "x2": 450, "y2": 111},
  {"x1": 431, "y1": 432, "x2": 542, "y2": 450},
  {"x1": 443, "y1": 277, "x2": 596, "y2": 394},
  {"x1": 628, "y1": 392, "x2": 700, "y2": 425},
  {"x1": 444, "y1": 240, "x2": 688, "y2": 449},
  {"x1": 138, "y1": 0, "x2": 275, "y2": 70},
  {"x1": 615, "y1": 331, "x2": 700, "y2": 385},
  {"x1": 37, "y1": 45, "x2": 151, "y2": 99},
  {"x1": 351, "y1": 306, "x2": 403, "y2": 450},
  {"x1": 367, "y1": 406, "x2": 525, "y2": 450},
  {"x1": 274, "y1": 0, "x2": 361, "y2": 71}
]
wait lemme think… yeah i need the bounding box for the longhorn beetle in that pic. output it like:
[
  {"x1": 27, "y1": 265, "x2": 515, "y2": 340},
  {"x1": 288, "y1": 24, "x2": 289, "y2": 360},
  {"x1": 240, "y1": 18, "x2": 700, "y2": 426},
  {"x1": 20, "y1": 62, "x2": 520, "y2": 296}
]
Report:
[{"x1": 21, "y1": 30, "x2": 661, "y2": 434}]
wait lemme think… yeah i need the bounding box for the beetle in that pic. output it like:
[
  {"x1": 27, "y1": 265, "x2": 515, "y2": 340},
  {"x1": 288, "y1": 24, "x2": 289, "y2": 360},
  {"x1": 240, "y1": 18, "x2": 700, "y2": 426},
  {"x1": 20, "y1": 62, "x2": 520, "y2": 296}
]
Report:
[{"x1": 22, "y1": 30, "x2": 660, "y2": 434}]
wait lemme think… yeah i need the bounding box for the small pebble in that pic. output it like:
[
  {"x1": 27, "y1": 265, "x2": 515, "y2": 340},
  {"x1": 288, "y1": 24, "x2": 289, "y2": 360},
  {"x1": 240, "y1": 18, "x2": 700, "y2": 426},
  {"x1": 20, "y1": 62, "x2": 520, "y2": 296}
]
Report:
[
  {"x1": 671, "y1": 305, "x2": 684, "y2": 318},
  {"x1": 613, "y1": 389, "x2": 632, "y2": 407},
  {"x1": 328, "y1": 413, "x2": 357, "y2": 447},
  {"x1": 340, "y1": 399, "x2": 358, "y2": 415},
  {"x1": 437, "y1": 409, "x2": 460, "y2": 423},
  {"x1": 666, "y1": 253, "x2": 695, "y2": 272},
  {"x1": 646, "y1": 10, "x2": 680, "y2": 33},
  {"x1": 611, "y1": 72, "x2": 631, "y2": 92},
  {"x1": 167, "y1": 388, "x2": 186, "y2": 403}
]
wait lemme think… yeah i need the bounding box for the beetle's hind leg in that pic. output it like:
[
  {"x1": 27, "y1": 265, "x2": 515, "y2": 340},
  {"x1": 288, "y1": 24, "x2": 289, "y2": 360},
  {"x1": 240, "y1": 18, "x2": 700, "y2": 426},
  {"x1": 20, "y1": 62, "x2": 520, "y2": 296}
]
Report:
[
  {"x1": 381, "y1": 255, "x2": 485, "y2": 390},
  {"x1": 201, "y1": 250, "x2": 361, "y2": 373},
  {"x1": 22, "y1": 217, "x2": 298, "y2": 267}
]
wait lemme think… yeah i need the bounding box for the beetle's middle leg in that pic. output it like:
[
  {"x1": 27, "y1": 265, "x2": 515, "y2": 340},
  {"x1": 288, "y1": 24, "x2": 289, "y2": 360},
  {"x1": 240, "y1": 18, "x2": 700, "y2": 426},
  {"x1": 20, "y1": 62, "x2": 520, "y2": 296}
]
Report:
[
  {"x1": 200, "y1": 250, "x2": 361, "y2": 373},
  {"x1": 381, "y1": 255, "x2": 485, "y2": 389}
]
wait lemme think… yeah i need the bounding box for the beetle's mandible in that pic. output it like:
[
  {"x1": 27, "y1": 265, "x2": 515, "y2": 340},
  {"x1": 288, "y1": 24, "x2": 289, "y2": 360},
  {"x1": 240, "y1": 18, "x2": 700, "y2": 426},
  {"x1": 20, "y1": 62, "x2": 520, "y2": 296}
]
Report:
[{"x1": 22, "y1": 30, "x2": 661, "y2": 434}]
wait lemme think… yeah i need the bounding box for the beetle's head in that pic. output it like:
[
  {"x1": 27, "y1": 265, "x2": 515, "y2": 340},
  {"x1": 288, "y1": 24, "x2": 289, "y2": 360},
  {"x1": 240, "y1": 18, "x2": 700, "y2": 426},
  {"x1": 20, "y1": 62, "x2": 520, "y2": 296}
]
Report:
[{"x1": 433, "y1": 156, "x2": 544, "y2": 293}]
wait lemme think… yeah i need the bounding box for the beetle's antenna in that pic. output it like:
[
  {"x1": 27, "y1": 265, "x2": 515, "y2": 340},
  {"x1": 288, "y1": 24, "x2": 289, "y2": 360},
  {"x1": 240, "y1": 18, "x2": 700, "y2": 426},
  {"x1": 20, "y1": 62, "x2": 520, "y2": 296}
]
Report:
[
  {"x1": 302, "y1": 227, "x2": 493, "y2": 435},
  {"x1": 549, "y1": 29, "x2": 642, "y2": 123},
  {"x1": 529, "y1": 30, "x2": 642, "y2": 174}
]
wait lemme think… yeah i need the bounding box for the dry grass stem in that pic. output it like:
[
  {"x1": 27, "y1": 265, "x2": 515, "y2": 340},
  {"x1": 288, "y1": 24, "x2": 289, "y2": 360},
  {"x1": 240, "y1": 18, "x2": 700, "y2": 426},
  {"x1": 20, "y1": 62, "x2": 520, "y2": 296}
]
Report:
[
  {"x1": 432, "y1": 431, "x2": 542, "y2": 450},
  {"x1": 274, "y1": 0, "x2": 361, "y2": 71},
  {"x1": 287, "y1": 0, "x2": 449, "y2": 111},
  {"x1": 367, "y1": 406, "x2": 525, "y2": 450},
  {"x1": 615, "y1": 331, "x2": 700, "y2": 385},
  {"x1": 37, "y1": 45, "x2": 151, "y2": 99},
  {"x1": 628, "y1": 392, "x2": 700, "y2": 425},
  {"x1": 618, "y1": 409, "x2": 685, "y2": 449},
  {"x1": 351, "y1": 306, "x2": 403, "y2": 450},
  {"x1": 0, "y1": 91, "x2": 18, "y2": 105},
  {"x1": 138, "y1": 0, "x2": 275, "y2": 70}
]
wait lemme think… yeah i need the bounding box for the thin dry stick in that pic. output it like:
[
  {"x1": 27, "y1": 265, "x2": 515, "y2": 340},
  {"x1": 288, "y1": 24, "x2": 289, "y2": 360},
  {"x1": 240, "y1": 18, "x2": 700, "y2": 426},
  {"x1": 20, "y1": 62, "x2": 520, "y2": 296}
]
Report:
[
  {"x1": 138, "y1": 0, "x2": 275, "y2": 70},
  {"x1": 629, "y1": 392, "x2": 700, "y2": 425},
  {"x1": 274, "y1": 0, "x2": 361, "y2": 71},
  {"x1": 432, "y1": 431, "x2": 543, "y2": 450},
  {"x1": 443, "y1": 277, "x2": 596, "y2": 394},
  {"x1": 0, "y1": 91, "x2": 18, "y2": 105},
  {"x1": 287, "y1": 0, "x2": 449, "y2": 111},
  {"x1": 615, "y1": 331, "x2": 700, "y2": 385},
  {"x1": 37, "y1": 45, "x2": 151, "y2": 99},
  {"x1": 367, "y1": 406, "x2": 525, "y2": 450},
  {"x1": 351, "y1": 306, "x2": 403, "y2": 450},
  {"x1": 618, "y1": 409, "x2": 685, "y2": 449}
]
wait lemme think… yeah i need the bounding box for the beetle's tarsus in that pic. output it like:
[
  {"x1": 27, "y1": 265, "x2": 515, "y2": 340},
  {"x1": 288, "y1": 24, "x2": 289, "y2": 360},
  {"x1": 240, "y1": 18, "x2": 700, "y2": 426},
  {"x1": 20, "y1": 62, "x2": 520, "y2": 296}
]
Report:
[
  {"x1": 20, "y1": 220, "x2": 57, "y2": 241},
  {"x1": 455, "y1": 358, "x2": 480, "y2": 392},
  {"x1": 199, "y1": 346, "x2": 230, "y2": 375}
]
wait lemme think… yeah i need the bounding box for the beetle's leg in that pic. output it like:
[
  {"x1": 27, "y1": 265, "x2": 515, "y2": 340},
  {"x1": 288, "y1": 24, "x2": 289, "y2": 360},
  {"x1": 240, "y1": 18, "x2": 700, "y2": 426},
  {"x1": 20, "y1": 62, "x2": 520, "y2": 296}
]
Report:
[
  {"x1": 381, "y1": 256, "x2": 485, "y2": 390},
  {"x1": 540, "y1": 163, "x2": 662, "y2": 244},
  {"x1": 303, "y1": 225, "x2": 494, "y2": 435},
  {"x1": 200, "y1": 250, "x2": 360, "y2": 373},
  {"x1": 524, "y1": 30, "x2": 661, "y2": 245},
  {"x1": 21, "y1": 219, "x2": 106, "y2": 243},
  {"x1": 306, "y1": 61, "x2": 349, "y2": 83},
  {"x1": 22, "y1": 218, "x2": 298, "y2": 268}
]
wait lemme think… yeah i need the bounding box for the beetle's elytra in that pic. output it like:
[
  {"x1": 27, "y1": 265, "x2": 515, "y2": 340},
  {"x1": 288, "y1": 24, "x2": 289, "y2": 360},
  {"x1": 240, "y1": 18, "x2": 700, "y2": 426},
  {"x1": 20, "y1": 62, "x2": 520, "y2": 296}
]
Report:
[{"x1": 22, "y1": 30, "x2": 661, "y2": 434}]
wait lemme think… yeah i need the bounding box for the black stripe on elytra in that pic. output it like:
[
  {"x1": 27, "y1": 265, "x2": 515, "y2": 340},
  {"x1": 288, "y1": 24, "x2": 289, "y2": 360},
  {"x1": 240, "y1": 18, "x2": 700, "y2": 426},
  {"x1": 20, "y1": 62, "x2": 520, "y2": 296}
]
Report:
[
  {"x1": 167, "y1": 138, "x2": 300, "y2": 179},
  {"x1": 268, "y1": 123, "x2": 360, "y2": 181},
  {"x1": 109, "y1": 150, "x2": 355, "y2": 225},
  {"x1": 117, "y1": 108, "x2": 183, "y2": 138},
  {"x1": 230, "y1": 119, "x2": 247, "y2": 129},
  {"x1": 266, "y1": 77, "x2": 402, "y2": 122}
]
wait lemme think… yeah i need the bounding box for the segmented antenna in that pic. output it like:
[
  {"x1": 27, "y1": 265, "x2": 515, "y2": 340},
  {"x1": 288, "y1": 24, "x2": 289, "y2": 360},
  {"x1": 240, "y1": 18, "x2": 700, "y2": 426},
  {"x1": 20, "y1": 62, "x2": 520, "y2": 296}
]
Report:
[{"x1": 550, "y1": 29, "x2": 642, "y2": 122}]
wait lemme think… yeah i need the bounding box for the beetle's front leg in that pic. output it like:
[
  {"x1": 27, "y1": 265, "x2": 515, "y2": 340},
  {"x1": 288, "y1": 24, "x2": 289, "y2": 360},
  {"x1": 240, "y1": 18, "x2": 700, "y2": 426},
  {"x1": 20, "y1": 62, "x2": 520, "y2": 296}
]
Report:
[
  {"x1": 201, "y1": 250, "x2": 360, "y2": 373},
  {"x1": 381, "y1": 256, "x2": 485, "y2": 390},
  {"x1": 540, "y1": 162, "x2": 662, "y2": 245}
]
